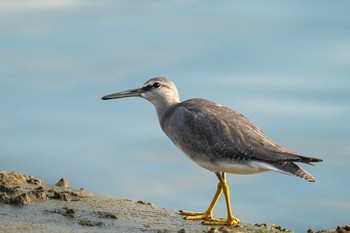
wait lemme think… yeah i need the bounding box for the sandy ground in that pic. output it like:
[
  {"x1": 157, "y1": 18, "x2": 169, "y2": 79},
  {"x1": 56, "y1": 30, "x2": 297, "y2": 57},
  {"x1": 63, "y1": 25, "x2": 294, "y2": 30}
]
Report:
[{"x1": 0, "y1": 171, "x2": 348, "y2": 233}]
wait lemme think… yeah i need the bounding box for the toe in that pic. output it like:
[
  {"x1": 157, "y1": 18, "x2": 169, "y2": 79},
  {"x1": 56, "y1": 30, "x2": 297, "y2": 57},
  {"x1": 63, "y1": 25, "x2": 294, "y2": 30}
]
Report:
[
  {"x1": 179, "y1": 210, "x2": 212, "y2": 221},
  {"x1": 179, "y1": 210, "x2": 206, "y2": 216}
]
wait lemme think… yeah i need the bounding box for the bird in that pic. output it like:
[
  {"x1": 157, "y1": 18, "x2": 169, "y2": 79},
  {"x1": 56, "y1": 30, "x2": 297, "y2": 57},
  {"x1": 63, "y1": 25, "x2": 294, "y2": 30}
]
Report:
[{"x1": 101, "y1": 77, "x2": 322, "y2": 225}]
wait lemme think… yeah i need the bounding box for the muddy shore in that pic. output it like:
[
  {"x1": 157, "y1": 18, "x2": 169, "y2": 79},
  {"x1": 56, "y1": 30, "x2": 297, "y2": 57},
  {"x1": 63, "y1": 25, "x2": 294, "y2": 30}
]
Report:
[{"x1": 0, "y1": 171, "x2": 347, "y2": 233}]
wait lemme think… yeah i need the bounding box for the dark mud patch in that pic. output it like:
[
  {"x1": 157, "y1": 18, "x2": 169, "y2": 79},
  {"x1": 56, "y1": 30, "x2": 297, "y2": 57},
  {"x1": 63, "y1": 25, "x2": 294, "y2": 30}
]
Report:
[{"x1": 45, "y1": 207, "x2": 113, "y2": 227}]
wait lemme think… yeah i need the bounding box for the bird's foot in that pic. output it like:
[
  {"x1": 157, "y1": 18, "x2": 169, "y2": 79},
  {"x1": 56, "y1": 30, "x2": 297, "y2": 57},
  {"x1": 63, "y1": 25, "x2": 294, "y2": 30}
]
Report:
[
  {"x1": 179, "y1": 210, "x2": 216, "y2": 221},
  {"x1": 203, "y1": 216, "x2": 240, "y2": 226}
]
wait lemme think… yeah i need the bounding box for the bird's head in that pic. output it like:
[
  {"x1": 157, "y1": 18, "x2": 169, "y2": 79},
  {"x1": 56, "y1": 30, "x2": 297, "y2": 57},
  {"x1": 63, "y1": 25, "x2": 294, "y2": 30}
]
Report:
[{"x1": 102, "y1": 77, "x2": 180, "y2": 115}]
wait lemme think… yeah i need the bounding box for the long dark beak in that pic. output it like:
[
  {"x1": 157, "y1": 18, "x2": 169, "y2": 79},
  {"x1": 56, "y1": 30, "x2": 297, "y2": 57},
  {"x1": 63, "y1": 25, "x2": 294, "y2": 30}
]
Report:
[{"x1": 101, "y1": 88, "x2": 142, "y2": 100}]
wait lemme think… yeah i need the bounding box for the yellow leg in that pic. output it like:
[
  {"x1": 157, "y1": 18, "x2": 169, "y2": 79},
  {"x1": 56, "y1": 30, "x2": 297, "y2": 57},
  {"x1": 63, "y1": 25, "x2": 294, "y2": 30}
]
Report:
[
  {"x1": 180, "y1": 179, "x2": 223, "y2": 221},
  {"x1": 204, "y1": 172, "x2": 240, "y2": 225},
  {"x1": 180, "y1": 172, "x2": 240, "y2": 225}
]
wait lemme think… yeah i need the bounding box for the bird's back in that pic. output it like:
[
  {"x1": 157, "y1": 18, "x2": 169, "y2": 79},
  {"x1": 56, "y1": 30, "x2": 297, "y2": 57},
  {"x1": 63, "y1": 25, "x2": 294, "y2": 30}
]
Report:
[{"x1": 160, "y1": 98, "x2": 321, "y2": 180}]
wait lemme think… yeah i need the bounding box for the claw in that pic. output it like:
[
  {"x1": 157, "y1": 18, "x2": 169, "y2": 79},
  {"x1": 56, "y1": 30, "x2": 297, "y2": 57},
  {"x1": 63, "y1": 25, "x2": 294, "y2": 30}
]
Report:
[
  {"x1": 203, "y1": 216, "x2": 240, "y2": 226},
  {"x1": 179, "y1": 210, "x2": 212, "y2": 220}
]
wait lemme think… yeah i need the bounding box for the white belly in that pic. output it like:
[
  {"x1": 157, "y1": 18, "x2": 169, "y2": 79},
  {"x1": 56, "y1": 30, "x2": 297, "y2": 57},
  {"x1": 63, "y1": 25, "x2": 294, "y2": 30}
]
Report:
[
  {"x1": 172, "y1": 140, "x2": 280, "y2": 175},
  {"x1": 193, "y1": 158, "x2": 274, "y2": 174}
]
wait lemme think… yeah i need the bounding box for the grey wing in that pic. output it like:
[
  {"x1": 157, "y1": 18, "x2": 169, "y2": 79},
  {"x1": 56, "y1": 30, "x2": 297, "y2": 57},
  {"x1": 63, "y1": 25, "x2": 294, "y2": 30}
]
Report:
[
  {"x1": 161, "y1": 99, "x2": 301, "y2": 163},
  {"x1": 221, "y1": 109, "x2": 301, "y2": 162}
]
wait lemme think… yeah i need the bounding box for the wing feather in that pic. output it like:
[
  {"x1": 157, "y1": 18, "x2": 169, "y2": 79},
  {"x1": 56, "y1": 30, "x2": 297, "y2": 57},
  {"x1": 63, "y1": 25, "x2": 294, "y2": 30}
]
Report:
[{"x1": 161, "y1": 98, "x2": 302, "y2": 163}]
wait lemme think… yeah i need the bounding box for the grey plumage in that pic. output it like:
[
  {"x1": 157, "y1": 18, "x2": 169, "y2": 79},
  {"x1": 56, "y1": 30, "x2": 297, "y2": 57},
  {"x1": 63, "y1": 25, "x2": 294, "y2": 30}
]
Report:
[
  {"x1": 160, "y1": 97, "x2": 321, "y2": 181},
  {"x1": 102, "y1": 77, "x2": 321, "y2": 182},
  {"x1": 102, "y1": 77, "x2": 322, "y2": 225}
]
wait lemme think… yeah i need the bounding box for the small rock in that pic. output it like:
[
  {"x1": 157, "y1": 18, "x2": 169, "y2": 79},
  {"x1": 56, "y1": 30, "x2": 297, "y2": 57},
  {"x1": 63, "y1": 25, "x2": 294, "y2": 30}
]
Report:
[
  {"x1": 336, "y1": 225, "x2": 350, "y2": 233},
  {"x1": 272, "y1": 224, "x2": 290, "y2": 232},
  {"x1": 26, "y1": 176, "x2": 43, "y2": 185},
  {"x1": 93, "y1": 211, "x2": 118, "y2": 220},
  {"x1": 0, "y1": 181, "x2": 12, "y2": 192},
  {"x1": 5, "y1": 172, "x2": 27, "y2": 184},
  {"x1": 78, "y1": 219, "x2": 104, "y2": 227},
  {"x1": 10, "y1": 192, "x2": 31, "y2": 205},
  {"x1": 64, "y1": 208, "x2": 75, "y2": 217},
  {"x1": 11, "y1": 186, "x2": 23, "y2": 196},
  {"x1": 207, "y1": 227, "x2": 220, "y2": 233},
  {"x1": 178, "y1": 229, "x2": 189, "y2": 233},
  {"x1": 48, "y1": 189, "x2": 72, "y2": 201},
  {"x1": 136, "y1": 200, "x2": 154, "y2": 206},
  {"x1": 0, "y1": 192, "x2": 10, "y2": 203},
  {"x1": 255, "y1": 223, "x2": 267, "y2": 228},
  {"x1": 157, "y1": 230, "x2": 171, "y2": 233},
  {"x1": 55, "y1": 178, "x2": 70, "y2": 188},
  {"x1": 32, "y1": 186, "x2": 47, "y2": 201}
]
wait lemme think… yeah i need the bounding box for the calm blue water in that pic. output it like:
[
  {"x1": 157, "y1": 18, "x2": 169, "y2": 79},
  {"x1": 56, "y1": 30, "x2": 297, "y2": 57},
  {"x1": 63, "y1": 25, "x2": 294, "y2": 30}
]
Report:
[{"x1": 1, "y1": 1, "x2": 349, "y2": 232}]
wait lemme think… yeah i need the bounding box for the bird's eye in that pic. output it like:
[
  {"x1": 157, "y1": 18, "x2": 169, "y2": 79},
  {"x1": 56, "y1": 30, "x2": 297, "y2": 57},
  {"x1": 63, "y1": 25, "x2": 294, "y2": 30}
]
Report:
[{"x1": 152, "y1": 82, "x2": 161, "y2": 88}]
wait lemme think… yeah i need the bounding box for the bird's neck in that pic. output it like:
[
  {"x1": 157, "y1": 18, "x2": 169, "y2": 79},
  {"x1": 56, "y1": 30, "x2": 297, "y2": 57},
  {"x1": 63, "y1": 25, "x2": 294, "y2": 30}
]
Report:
[{"x1": 153, "y1": 97, "x2": 180, "y2": 122}]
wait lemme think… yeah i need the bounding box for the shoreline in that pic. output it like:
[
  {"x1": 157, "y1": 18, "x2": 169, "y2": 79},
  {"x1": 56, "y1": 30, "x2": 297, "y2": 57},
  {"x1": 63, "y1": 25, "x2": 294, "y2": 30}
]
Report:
[{"x1": 0, "y1": 171, "x2": 347, "y2": 233}]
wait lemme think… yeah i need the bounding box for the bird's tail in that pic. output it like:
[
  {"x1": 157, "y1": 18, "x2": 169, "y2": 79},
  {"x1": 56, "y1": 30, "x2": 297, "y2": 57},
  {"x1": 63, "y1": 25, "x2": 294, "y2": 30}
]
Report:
[
  {"x1": 271, "y1": 161, "x2": 318, "y2": 182},
  {"x1": 298, "y1": 155, "x2": 323, "y2": 165}
]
